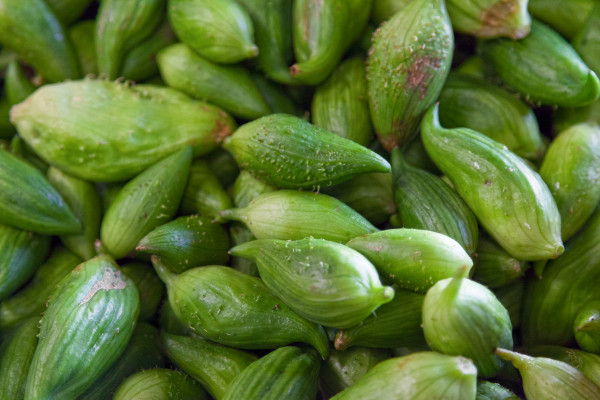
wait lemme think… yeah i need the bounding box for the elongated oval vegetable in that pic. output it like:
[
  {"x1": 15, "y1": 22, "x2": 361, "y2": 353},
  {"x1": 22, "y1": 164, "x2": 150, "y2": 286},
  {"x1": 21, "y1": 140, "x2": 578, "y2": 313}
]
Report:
[
  {"x1": 113, "y1": 369, "x2": 208, "y2": 400},
  {"x1": 528, "y1": 0, "x2": 596, "y2": 39},
  {"x1": 493, "y1": 279, "x2": 524, "y2": 329},
  {"x1": 422, "y1": 104, "x2": 563, "y2": 261},
  {"x1": 479, "y1": 20, "x2": 600, "y2": 107},
  {"x1": 331, "y1": 352, "x2": 477, "y2": 400},
  {"x1": 137, "y1": 215, "x2": 230, "y2": 273},
  {"x1": 24, "y1": 255, "x2": 139, "y2": 400},
  {"x1": 496, "y1": 348, "x2": 600, "y2": 399},
  {"x1": 476, "y1": 380, "x2": 520, "y2": 400},
  {"x1": 180, "y1": 159, "x2": 233, "y2": 219},
  {"x1": 154, "y1": 259, "x2": 330, "y2": 358},
  {"x1": 120, "y1": 263, "x2": 164, "y2": 321},
  {"x1": 249, "y1": 72, "x2": 300, "y2": 115},
  {"x1": 168, "y1": 0, "x2": 257, "y2": 64},
  {"x1": 473, "y1": 236, "x2": 529, "y2": 288},
  {"x1": 0, "y1": 150, "x2": 81, "y2": 235},
  {"x1": 231, "y1": 170, "x2": 275, "y2": 209},
  {"x1": 5, "y1": 61, "x2": 36, "y2": 107},
  {"x1": 0, "y1": 247, "x2": 80, "y2": 331},
  {"x1": 220, "y1": 190, "x2": 378, "y2": 243},
  {"x1": 367, "y1": 0, "x2": 453, "y2": 151},
  {"x1": 573, "y1": 5, "x2": 600, "y2": 76},
  {"x1": 100, "y1": 147, "x2": 192, "y2": 259},
  {"x1": 68, "y1": 20, "x2": 97, "y2": 76},
  {"x1": 0, "y1": 318, "x2": 39, "y2": 400},
  {"x1": 423, "y1": 270, "x2": 513, "y2": 378},
  {"x1": 392, "y1": 149, "x2": 479, "y2": 255},
  {"x1": 371, "y1": 0, "x2": 413, "y2": 24},
  {"x1": 446, "y1": 0, "x2": 530, "y2": 39},
  {"x1": 574, "y1": 302, "x2": 600, "y2": 354},
  {"x1": 523, "y1": 345, "x2": 600, "y2": 388},
  {"x1": 47, "y1": 167, "x2": 101, "y2": 260},
  {"x1": 230, "y1": 238, "x2": 394, "y2": 328},
  {"x1": 223, "y1": 114, "x2": 390, "y2": 189},
  {"x1": 161, "y1": 331, "x2": 258, "y2": 400},
  {"x1": 334, "y1": 287, "x2": 425, "y2": 350},
  {"x1": 438, "y1": 73, "x2": 545, "y2": 160},
  {"x1": 223, "y1": 346, "x2": 320, "y2": 400},
  {"x1": 229, "y1": 223, "x2": 259, "y2": 277},
  {"x1": 45, "y1": 0, "x2": 93, "y2": 26},
  {"x1": 0, "y1": 0, "x2": 80, "y2": 82},
  {"x1": 10, "y1": 80, "x2": 235, "y2": 182},
  {"x1": 347, "y1": 228, "x2": 473, "y2": 293},
  {"x1": 539, "y1": 122, "x2": 600, "y2": 241}
]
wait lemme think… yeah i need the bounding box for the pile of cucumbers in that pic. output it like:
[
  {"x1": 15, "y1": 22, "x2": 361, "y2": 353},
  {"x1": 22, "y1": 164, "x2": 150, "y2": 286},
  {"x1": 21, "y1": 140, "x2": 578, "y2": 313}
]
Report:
[{"x1": 1, "y1": 0, "x2": 600, "y2": 399}]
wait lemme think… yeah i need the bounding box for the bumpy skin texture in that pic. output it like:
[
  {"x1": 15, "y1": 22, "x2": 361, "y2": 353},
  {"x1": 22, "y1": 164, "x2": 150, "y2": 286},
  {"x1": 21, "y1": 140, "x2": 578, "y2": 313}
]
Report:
[
  {"x1": 539, "y1": 122, "x2": 600, "y2": 241},
  {"x1": 331, "y1": 352, "x2": 477, "y2": 400},
  {"x1": 157, "y1": 43, "x2": 270, "y2": 120},
  {"x1": 154, "y1": 261, "x2": 330, "y2": 358},
  {"x1": 10, "y1": 80, "x2": 235, "y2": 182},
  {"x1": 367, "y1": 0, "x2": 453, "y2": 151},
  {"x1": 0, "y1": 0, "x2": 80, "y2": 82},
  {"x1": 446, "y1": 0, "x2": 530, "y2": 39},
  {"x1": 0, "y1": 151, "x2": 80, "y2": 235},
  {"x1": 161, "y1": 332, "x2": 258, "y2": 400},
  {"x1": 479, "y1": 20, "x2": 600, "y2": 107},
  {"x1": 0, "y1": 318, "x2": 39, "y2": 399},
  {"x1": 168, "y1": 0, "x2": 257, "y2": 64},
  {"x1": 230, "y1": 238, "x2": 394, "y2": 328},
  {"x1": 421, "y1": 105, "x2": 563, "y2": 261},
  {"x1": 24, "y1": 255, "x2": 139, "y2": 400},
  {"x1": 113, "y1": 369, "x2": 208, "y2": 400},
  {"x1": 223, "y1": 114, "x2": 390, "y2": 189},
  {"x1": 223, "y1": 347, "x2": 320, "y2": 400}
]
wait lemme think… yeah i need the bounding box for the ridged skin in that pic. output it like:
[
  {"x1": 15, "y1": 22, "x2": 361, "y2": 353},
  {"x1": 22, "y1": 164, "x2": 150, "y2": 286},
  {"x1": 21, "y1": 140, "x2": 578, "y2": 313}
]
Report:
[
  {"x1": 0, "y1": 318, "x2": 39, "y2": 399},
  {"x1": 493, "y1": 280, "x2": 524, "y2": 329},
  {"x1": 573, "y1": 5, "x2": 600, "y2": 76},
  {"x1": 574, "y1": 303, "x2": 600, "y2": 354},
  {"x1": 68, "y1": 21, "x2": 97, "y2": 76},
  {"x1": 472, "y1": 236, "x2": 528, "y2": 289},
  {"x1": 528, "y1": 0, "x2": 595, "y2": 39},
  {"x1": 446, "y1": 0, "x2": 530, "y2": 39},
  {"x1": 113, "y1": 369, "x2": 208, "y2": 400},
  {"x1": 476, "y1": 381, "x2": 520, "y2": 400},
  {"x1": 524, "y1": 345, "x2": 600, "y2": 388},
  {"x1": 161, "y1": 331, "x2": 258, "y2": 400}
]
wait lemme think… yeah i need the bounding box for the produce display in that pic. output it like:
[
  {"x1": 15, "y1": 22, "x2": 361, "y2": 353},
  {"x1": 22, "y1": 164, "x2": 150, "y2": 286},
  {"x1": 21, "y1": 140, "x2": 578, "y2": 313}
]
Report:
[{"x1": 1, "y1": 0, "x2": 600, "y2": 399}]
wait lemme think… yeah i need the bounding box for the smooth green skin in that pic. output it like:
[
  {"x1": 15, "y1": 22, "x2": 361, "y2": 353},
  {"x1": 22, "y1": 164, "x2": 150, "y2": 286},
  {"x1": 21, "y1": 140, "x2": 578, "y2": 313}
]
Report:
[
  {"x1": 540, "y1": 122, "x2": 600, "y2": 241},
  {"x1": 476, "y1": 381, "x2": 520, "y2": 400},
  {"x1": 9, "y1": 135, "x2": 48, "y2": 174},
  {"x1": 45, "y1": 0, "x2": 93, "y2": 25},
  {"x1": 25, "y1": 255, "x2": 139, "y2": 400},
  {"x1": 367, "y1": 0, "x2": 453, "y2": 151},
  {"x1": 137, "y1": 215, "x2": 230, "y2": 273},
  {"x1": 96, "y1": 182, "x2": 124, "y2": 215},
  {"x1": 423, "y1": 275, "x2": 513, "y2": 378},
  {"x1": 159, "y1": 300, "x2": 196, "y2": 337},
  {"x1": 528, "y1": 0, "x2": 595, "y2": 39},
  {"x1": 473, "y1": 236, "x2": 528, "y2": 289},
  {"x1": 402, "y1": 134, "x2": 440, "y2": 174},
  {"x1": 0, "y1": 95, "x2": 15, "y2": 140},
  {"x1": 249, "y1": 71, "x2": 300, "y2": 115},
  {"x1": 493, "y1": 279, "x2": 524, "y2": 329},
  {"x1": 47, "y1": 167, "x2": 101, "y2": 260},
  {"x1": 161, "y1": 331, "x2": 258, "y2": 400},
  {"x1": 100, "y1": 148, "x2": 192, "y2": 259},
  {"x1": 5, "y1": 60, "x2": 36, "y2": 107},
  {"x1": 95, "y1": 0, "x2": 164, "y2": 79},
  {"x1": 320, "y1": 347, "x2": 391, "y2": 398},
  {"x1": 0, "y1": 247, "x2": 80, "y2": 331},
  {"x1": 522, "y1": 209, "x2": 600, "y2": 346},
  {"x1": 323, "y1": 172, "x2": 395, "y2": 225},
  {"x1": 68, "y1": 20, "x2": 97, "y2": 76},
  {"x1": 100, "y1": 147, "x2": 192, "y2": 258},
  {"x1": 158, "y1": 44, "x2": 269, "y2": 120},
  {"x1": 206, "y1": 147, "x2": 239, "y2": 188},
  {"x1": 229, "y1": 223, "x2": 259, "y2": 277},
  {"x1": 0, "y1": 0, "x2": 80, "y2": 82},
  {"x1": 153, "y1": 261, "x2": 330, "y2": 358},
  {"x1": 422, "y1": 105, "x2": 563, "y2": 261},
  {"x1": 121, "y1": 20, "x2": 176, "y2": 82},
  {"x1": 0, "y1": 318, "x2": 39, "y2": 399},
  {"x1": 0, "y1": 150, "x2": 81, "y2": 234},
  {"x1": 392, "y1": 149, "x2": 479, "y2": 255},
  {"x1": 79, "y1": 323, "x2": 165, "y2": 400},
  {"x1": 573, "y1": 5, "x2": 600, "y2": 76},
  {"x1": 574, "y1": 303, "x2": 600, "y2": 354},
  {"x1": 455, "y1": 56, "x2": 487, "y2": 79},
  {"x1": 331, "y1": 352, "x2": 477, "y2": 400},
  {"x1": 347, "y1": 228, "x2": 473, "y2": 293},
  {"x1": 291, "y1": 0, "x2": 372, "y2": 85},
  {"x1": 230, "y1": 238, "x2": 395, "y2": 328},
  {"x1": 180, "y1": 159, "x2": 233, "y2": 219},
  {"x1": 220, "y1": 190, "x2": 378, "y2": 243},
  {"x1": 370, "y1": 0, "x2": 413, "y2": 24},
  {"x1": 311, "y1": 57, "x2": 373, "y2": 147},
  {"x1": 554, "y1": 99, "x2": 600, "y2": 133},
  {"x1": 524, "y1": 345, "x2": 600, "y2": 388},
  {"x1": 231, "y1": 170, "x2": 275, "y2": 209},
  {"x1": 223, "y1": 114, "x2": 390, "y2": 189},
  {"x1": 446, "y1": 0, "x2": 530, "y2": 39},
  {"x1": 439, "y1": 74, "x2": 545, "y2": 160},
  {"x1": 113, "y1": 369, "x2": 208, "y2": 400},
  {"x1": 0, "y1": 224, "x2": 50, "y2": 301},
  {"x1": 11, "y1": 80, "x2": 235, "y2": 182},
  {"x1": 479, "y1": 21, "x2": 600, "y2": 107},
  {"x1": 496, "y1": 348, "x2": 600, "y2": 400},
  {"x1": 168, "y1": 0, "x2": 257, "y2": 64},
  {"x1": 334, "y1": 287, "x2": 425, "y2": 350},
  {"x1": 120, "y1": 263, "x2": 164, "y2": 321},
  {"x1": 223, "y1": 346, "x2": 320, "y2": 400},
  {"x1": 236, "y1": 0, "x2": 295, "y2": 84}
]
